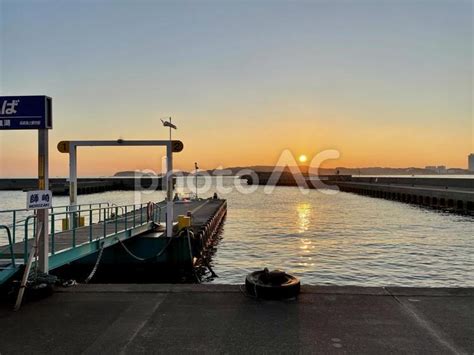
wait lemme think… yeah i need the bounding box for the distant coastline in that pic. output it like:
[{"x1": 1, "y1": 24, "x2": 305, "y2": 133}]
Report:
[
  {"x1": 204, "y1": 166, "x2": 474, "y2": 177},
  {"x1": 1, "y1": 166, "x2": 473, "y2": 180}
]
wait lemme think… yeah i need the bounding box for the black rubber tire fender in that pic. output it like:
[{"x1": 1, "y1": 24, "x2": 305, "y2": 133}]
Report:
[{"x1": 245, "y1": 270, "x2": 300, "y2": 300}]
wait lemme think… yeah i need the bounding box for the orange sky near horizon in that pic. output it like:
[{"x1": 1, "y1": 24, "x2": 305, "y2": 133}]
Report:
[{"x1": 0, "y1": 106, "x2": 471, "y2": 178}]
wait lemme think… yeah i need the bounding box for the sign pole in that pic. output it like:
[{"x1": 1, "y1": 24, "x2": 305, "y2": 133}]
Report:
[
  {"x1": 0, "y1": 95, "x2": 53, "y2": 275},
  {"x1": 37, "y1": 129, "x2": 49, "y2": 273}
]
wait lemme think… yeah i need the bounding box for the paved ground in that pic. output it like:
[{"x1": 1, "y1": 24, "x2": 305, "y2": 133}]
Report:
[{"x1": 0, "y1": 284, "x2": 472, "y2": 354}]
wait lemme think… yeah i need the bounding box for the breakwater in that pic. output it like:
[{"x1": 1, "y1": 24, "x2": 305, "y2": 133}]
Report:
[
  {"x1": 241, "y1": 171, "x2": 351, "y2": 187},
  {"x1": 0, "y1": 177, "x2": 166, "y2": 195},
  {"x1": 241, "y1": 172, "x2": 474, "y2": 214},
  {"x1": 335, "y1": 180, "x2": 473, "y2": 214}
]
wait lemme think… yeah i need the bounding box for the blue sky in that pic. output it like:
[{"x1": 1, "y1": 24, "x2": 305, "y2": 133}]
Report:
[{"x1": 0, "y1": 0, "x2": 472, "y2": 176}]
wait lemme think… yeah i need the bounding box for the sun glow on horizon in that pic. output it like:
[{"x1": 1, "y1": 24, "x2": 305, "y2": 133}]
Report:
[{"x1": 298, "y1": 155, "x2": 308, "y2": 163}]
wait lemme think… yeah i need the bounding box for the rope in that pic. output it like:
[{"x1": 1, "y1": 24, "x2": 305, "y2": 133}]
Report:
[
  {"x1": 202, "y1": 258, "x2": 218, "y2": 278},
  {"x1": 116, "y1": 235, "x2": 174, "y2": 261},
  {"x1": 116, "y1": 238, "x2": 146, "y2": 261},
  {"x1": 83, "y1": 218, "x2": 113, "y2": 284},
  {"x1": 186, "y1": 229, "x2": 201, "y2": 283},
  {"x1": 84, "y1": 241, "x2": 105, "y2": 283},
  {"x1": 154, "y1": 238, "x2": 173, "y2": 258},
  {"x1": 28, "y1": 270, "x2": 58, "y2": 284}
]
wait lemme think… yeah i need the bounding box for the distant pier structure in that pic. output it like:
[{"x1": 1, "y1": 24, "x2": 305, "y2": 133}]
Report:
[
  {"x1": 334, "y1": 177, "x2": 473, "y2": 214},
  {"x1": 242, "y1": 172, "x2": 474, "y2": 214},
  {"x1": 0, "y1": 176, "x2": 167, "y2": 195}
]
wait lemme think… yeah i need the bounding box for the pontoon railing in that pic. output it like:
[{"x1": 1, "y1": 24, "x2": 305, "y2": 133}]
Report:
[
  {"x1": 0, "y1": 225, "x2": 15, "y2": 267},
  {"x1": 0, "y1": 202, "x2": 111, "y2": 245},
  {"x1": 19, "y1": 202, "x2": 163, "y2": 262}
]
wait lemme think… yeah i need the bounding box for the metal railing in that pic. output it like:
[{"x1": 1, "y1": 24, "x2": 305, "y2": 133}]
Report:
[
  {"x1": 0, "y1": 225, "x2": 15, "y2": 267},
  {"x1": 0, "y1": 202, "x2": 111, "y2": 246},
  {"x1": 19, "y1": 202, "x2": 164, "y2": 262}
]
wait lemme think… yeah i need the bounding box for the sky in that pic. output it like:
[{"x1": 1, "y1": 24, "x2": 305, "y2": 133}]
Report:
[{"x1": 0, "y1": 0, "x2": 472, "y2": 177}]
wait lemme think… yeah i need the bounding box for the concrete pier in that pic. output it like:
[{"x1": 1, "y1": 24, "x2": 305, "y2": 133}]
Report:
[
  {"x1": 242, "y1": 172, "x2": 474, "y2": 214},
  {"x1": 334, "y1": 180, "x2": 474, "y2": 214},
  {"x1": 0, "y1": 284, "x2": 472, "y2": 354}
]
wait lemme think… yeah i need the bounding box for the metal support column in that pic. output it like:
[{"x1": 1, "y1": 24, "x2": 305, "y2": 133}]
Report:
[
  {"x1": 166, "y1": 142, "x2": 173, "y2": 237},
  {"x1": 69, "y1": 144, "x2": 78, "y2": 229},
  {"x1": 37, "y1": 129, "x2": 49, "y2": 273},
  {"x1": 69, "y1": 144, "x2": 77, "y2": 207}
]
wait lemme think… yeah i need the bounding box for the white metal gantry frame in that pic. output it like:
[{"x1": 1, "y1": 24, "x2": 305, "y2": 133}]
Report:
[{"x1": 57, "y1": 139, "x2": 184, "y2": 238}]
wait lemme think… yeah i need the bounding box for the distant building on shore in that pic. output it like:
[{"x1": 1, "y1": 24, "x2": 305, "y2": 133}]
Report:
[
  {"x1": 469, "y1": 154, "x2": 474, "y2": 171},
  {"x1": 447, "y1": 168, "x2": 468, "y2": 174},
  {"x1": 425, "y1": 165, "x2": 447, "y2": 174},
  {"x1": 437, "y1": 165, "x2": 447, "y2": 174}
]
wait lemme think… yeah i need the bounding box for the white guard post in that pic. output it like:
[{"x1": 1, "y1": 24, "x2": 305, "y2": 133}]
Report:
[{"x1": 57, "y1": 140, "x2": 184, "y2": 238}]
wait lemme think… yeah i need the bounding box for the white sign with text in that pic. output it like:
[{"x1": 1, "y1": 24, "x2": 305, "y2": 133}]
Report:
[{"x1": 26, "y1": 190, "x2": 52, "y2": 210}]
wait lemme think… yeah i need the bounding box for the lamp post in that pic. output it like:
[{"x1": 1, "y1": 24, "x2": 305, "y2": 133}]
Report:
[
  {"x1": 194, "y1": 162, "x2": 199, "y2": 200},
  {"x1": 161, "y1": 117, "x2": 176, "y2": 140},
  {"x1": 161, "y1": 117, "x2": 177, "y2": 237}
]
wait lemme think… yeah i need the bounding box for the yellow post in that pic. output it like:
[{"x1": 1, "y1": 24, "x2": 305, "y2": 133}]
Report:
[
  {"x1": 177, "y1": 215, "x2": 191, "y2": 231},
  {"x1": 62, "y1": 216, "x2": 85, "y2": 230}
]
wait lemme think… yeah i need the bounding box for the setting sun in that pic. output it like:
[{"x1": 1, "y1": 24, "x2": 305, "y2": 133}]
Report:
[{"x1": 298, "y1": 155, "x2": 308, "y2": 163}]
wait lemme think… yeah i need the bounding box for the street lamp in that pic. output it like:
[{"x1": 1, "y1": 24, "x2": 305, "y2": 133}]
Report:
[
  {"x1": 160, "y1": 117, "x2": 177, "y2": 141},
  {"x1": 194, "y1": 162, "x2": 199, "y2": 200},
  {"x1": 161, "y1": 117, "x2": 177, "y2": 237}
]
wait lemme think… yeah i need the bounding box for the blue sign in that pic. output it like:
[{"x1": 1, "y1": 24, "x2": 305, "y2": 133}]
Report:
[{"x1": 0, "y1": 96, "x2": 52, "y2": 130}]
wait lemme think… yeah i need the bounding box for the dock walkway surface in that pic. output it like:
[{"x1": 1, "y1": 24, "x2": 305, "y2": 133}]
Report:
[{"x1": 0, "y1": 284, "x2": 472, "y2": 354}]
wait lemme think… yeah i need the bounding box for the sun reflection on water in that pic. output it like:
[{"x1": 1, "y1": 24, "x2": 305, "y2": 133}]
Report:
[
  {"x1": 296, "y1": 203, "x2": 315, "y2": 267},
  {"x1": 297, "y1": 203, "x2": 311, "y2": 233}
]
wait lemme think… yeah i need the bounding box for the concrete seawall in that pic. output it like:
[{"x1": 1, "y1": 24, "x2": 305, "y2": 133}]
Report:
[
  {"x1": 0, "y1": 177, "x2": 166, "y2": 195},
  {"x1": 339, "y1": 176, "x2": 474, "y2": 189},
  {"x1": 334, "y1": 180, "x2": 474, "y2": 214},
  {"x1": 242, "y1": 172, "x2": 474, "y2": 214}
]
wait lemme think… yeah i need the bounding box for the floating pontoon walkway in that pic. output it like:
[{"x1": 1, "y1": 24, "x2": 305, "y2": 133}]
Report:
[{"x1": 0, "y1": 199, "x2": 226, "y2": 285}]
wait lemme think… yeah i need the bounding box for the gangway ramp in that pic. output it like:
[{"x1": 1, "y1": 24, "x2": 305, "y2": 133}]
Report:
[{"x1": 0, "y1": 202, "x2": 164, "y2": 285}]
